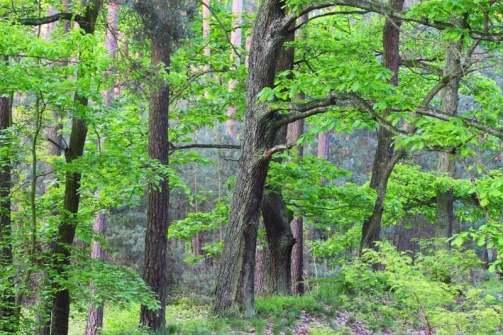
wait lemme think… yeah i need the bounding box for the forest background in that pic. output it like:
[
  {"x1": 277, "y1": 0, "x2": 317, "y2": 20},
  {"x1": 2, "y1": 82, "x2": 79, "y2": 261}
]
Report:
[{"x1": 1, "y1": 0, "x2": 503, "y2": 334}]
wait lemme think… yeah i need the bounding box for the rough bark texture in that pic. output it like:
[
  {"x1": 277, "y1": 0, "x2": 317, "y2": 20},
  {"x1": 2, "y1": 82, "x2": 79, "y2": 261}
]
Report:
[
  {"x1": 360, "y1": 0, "x2": 404, "y2": 252},
  {"x1": 213, "y1": 0, "x2": 288, "y2": 317},
  {"x1": 0, "y1": 87, "x2": 15, "y2": 333},
  {"x1": 85, "y1": 211, "x2": 107, "y2": 335},
  {"x1": 262, "y1": 189, "x2": 295, "y2": 296},
  {"x1": 140, "y1": 35, "x2": 170, "y2": 331},
  {"x1": 287, "y1": 118, "x2": 304, "y2": 295},
  {"x1": 435, "y1": 17, "x2": 462, "y2": 239},
  {"x1": 50, "y1": 2, "x2": 103, "y2": 334},
  {"x1": 287, "y1": 14, "x2": 307, "y2": 295},
  {"x1": 260, "y1": 25, "x2": 295, "y2": 297}
]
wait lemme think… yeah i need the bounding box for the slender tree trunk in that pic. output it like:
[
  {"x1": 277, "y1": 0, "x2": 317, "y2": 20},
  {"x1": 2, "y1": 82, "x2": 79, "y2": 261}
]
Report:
[
  {"x1": 140, "y1": 34, "x2": 171, "y2": 331},
  {"x1": 37, "y1": 9, "x2": 67, "y2": 335},
  {"x1": 50, "y1": 2, "x2": 103, "y2": 334},
  {"x1": 85, "y1": 211, "x2": 107, "y2": 335},
  {"x1": 0, "y1": 77, "x2": 15, "y2": 333},
  {"x1": 213, "y1": 0, "x2": 287, "y2": 317},
  {"x1": 435, "y1": 17, "x2": 463, "y2": 240},
  {"x1": 360, "y1": 0, "x2": 404, "y2": 252},
  {"x1": 287, "y1": 117, "x2": 304, "y2": 295},
  {"x1": 287, "y1": 13, "x2": 307, "y2": 295}
]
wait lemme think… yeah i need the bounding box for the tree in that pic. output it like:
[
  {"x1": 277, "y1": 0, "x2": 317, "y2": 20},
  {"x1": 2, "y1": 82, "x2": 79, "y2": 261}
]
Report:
[
  {"x1": 49, "y1": 2, "x2": 103, "y2": 334},
  {"x1": 135, "y1": 0, "x2": 194, "y2": 329},
  {"x1": 435, "y1": 15, "x2": 464, "y2": 240},
  {"x1": 0, "y1": 60, "x2": 14, "y2": 333},
  {"x1": 360, "y1": 0, "x2": 405, "y2": 252},
  {"x1": 213, "y1": 0, "x2": 355, "y2": 317}
]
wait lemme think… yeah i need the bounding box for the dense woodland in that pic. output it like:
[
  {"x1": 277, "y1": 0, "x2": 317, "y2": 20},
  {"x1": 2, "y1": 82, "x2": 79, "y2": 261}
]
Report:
[{"x1": 1, "y1": 0, "x2": 503, "y2": 334}]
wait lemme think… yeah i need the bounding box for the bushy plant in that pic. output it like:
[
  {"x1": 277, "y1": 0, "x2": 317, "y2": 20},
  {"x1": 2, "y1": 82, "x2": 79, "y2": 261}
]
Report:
[{"x1": 316, "y1": 240, "x2": 503, "y2": 334}]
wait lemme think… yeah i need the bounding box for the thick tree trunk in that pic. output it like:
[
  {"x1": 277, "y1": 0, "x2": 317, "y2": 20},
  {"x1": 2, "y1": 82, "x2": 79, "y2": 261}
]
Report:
[
  {"x1": 260, "y1": 24, "x2": 295, "y2": 297},
  {"x1": 0, "y1": 85, "x2": 15, "y2": 333},
  {"x1": 140, "y1": 34, "x2": 171, "y2": 331},
  {"x1": 262, "y1": 189, "x2": 295, "y2": 296},
  {"x1": 213, "y1": 0, "x2": 287, "y2": 317},
  {"x1": 287, "y1": 118, "x2": 304, "y2": 295},
  {"x1": 50, "y1": 2, "x2": 103, "y2": 334},
  {"x1": 360, "y1": 0, "x2": 404, "y2": 252},
  {"x1": 435, "y1": 18, "x2": 462, "y2": 240}
]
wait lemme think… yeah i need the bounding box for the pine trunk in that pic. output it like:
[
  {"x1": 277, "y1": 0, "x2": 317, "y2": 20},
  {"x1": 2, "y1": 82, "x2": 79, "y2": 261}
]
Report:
[{"x1": 140, "y1": 34, "x2": 171, "y2": 331}]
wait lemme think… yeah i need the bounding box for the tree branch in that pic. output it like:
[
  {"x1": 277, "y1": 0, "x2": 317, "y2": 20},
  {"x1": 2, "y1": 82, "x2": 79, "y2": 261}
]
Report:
[
  {"x1": 169, "y1": 143, "x2": 241, "y2": 154},
  {"x1": 282, "y1": 0, "x2": 503, "y2": 42},
  {"x1": 414, "y1": 108, "x2": 503, "y2": 139},
  {"x1": 17, "y1": 13, "x2": 83, "y2": 26},
  {"x1": 271, "y1": 91, "x2": 353, "y2": 127},
  {"x1": 263, "y1": 143, "x2": 295, "y2": 161}
]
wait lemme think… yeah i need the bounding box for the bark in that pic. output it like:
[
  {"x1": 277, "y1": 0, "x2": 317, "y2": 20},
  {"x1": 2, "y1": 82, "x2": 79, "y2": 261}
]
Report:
[
  {"x1": 360, "y1": 0, "x2": 404, "y2": 252},
  {"x1": 85, "y1": 211, "x2": 107, "y2": 335},
  {"x1": 0, "y1": 81, "x2": 15, "y2": 333},
  {"x1": 287, "y1": 117, "x2": 304, "y2": 295},
  {"x1": 260, "y1": 22, "x2": 295, "y2": 297},
  {"x1": 213, "y1": 0, "x2": 288, "y2": 317},
  {"x1": 435, "y1": 17, "x2": 463, "y2": 240},
  {"x1": 261, "y1": 188, "x2": 295, "y2": 296},
  {"x1": 254, "y1": 220, "x2": 271, "y2": 297},
  {"x1": 50, "y1": 2, "x2": 103, "y2": 334},
  {"x1": 285, "y1": 32, "x2": 310, "y2": 285},
  {"x1": 140, "y1": 34, "x2": 171, "y2": 331}
]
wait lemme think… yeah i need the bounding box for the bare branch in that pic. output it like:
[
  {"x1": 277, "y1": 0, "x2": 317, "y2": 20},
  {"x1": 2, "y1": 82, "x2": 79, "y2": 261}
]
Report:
[
  {"x1": 169, "y1": 143, "x2": 241, "y2": 154},
  {"x1": 271, "y1": 91, "x2": 353, "y2": 126},
  {"x1": 350, "y1": 93, "x2": 408, "y2": 136},
  {"x1": 17, "y1": 13, "x2": 83, "y2": 26}
]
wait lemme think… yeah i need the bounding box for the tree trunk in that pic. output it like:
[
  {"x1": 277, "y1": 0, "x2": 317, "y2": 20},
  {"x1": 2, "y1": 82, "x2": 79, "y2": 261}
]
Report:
[
  {"x1": 213, "y1": 0, "x2": 287, "y2": 317},
  {"x1": 50, "y1": 2, "x2": 103, "y2": 334},
  {"x1": 261, "y1": 189, "x2": 295, "y2": 296},
  {"x1": 360, "y1": 0, "x2": 404, "y2": 252},
  {"x1": 260, "y1": 22, "x2": 295, "y2": 297},
  {"x1": 435, "y1": 17, "x2": 462, "y2": 240},
  {"x1": 0, "y1": 79, "x2": 15, "y2": 333},
  {"x1": 287, "y1": 13, "x2": 306, "y2": 295},
  {"x1": 287, "y1": 117, "x2": 304, "y2": 295},
  {"x1": 85, "y1": 211, "x2": 107, "y2": 335},
  {"x1": 140, "y1": 34, "x2": 171, "y2": 331}
]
